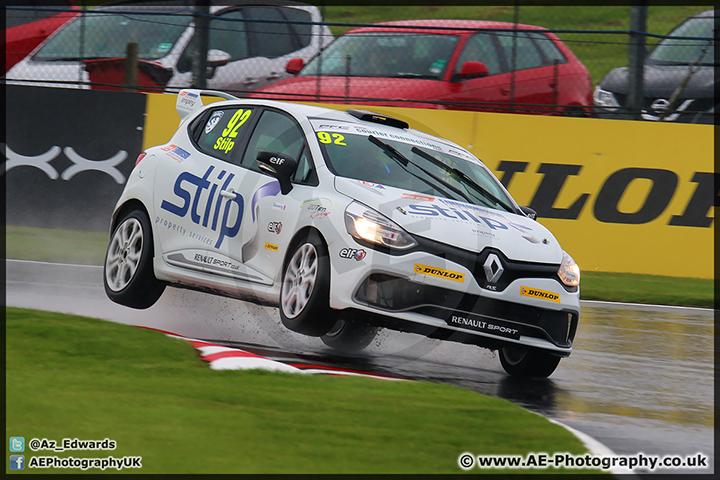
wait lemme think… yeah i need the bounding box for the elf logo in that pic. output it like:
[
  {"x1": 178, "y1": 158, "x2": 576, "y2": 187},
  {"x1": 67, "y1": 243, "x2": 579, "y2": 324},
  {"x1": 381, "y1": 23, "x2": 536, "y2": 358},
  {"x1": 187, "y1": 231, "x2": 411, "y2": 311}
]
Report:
[
  {"x1": 339, "y1": 248, "x2": 366, "y2": 261},
  {"x1": 414, "y1": 264, "x2": 465, "y2": 283},
  {"x1": 520, "y1": 286, "x2": 560, "y2": 303},
  {"x1": 160, "y1": 165, "x2": 243, "y2": 248}
]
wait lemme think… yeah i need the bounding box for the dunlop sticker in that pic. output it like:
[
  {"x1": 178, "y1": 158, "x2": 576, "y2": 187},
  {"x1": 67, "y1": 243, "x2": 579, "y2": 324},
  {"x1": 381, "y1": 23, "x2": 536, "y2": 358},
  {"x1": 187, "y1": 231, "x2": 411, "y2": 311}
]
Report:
[
  {"x1": 520, "y1": 286, "x2": 560, "y2": 303},
  {"x1": 264, "y1": 242, "x2": 279, "y2": 252},
  {"x1": 414, "y1": 264, "x2": 464, "y2": 283}
]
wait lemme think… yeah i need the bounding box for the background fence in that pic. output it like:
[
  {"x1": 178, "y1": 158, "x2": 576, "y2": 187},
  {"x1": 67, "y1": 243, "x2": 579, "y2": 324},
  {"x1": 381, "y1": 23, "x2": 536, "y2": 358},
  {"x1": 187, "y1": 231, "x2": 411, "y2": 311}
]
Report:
[{"x1": 3, "y1": 3, "x2": 715, "y2": 122}]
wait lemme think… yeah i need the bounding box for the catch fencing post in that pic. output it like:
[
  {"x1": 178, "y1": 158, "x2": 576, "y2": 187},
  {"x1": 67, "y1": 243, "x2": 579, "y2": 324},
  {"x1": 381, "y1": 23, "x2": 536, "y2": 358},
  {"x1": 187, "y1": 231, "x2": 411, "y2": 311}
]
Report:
[
  {"x1": 627, "y1": 2, "x2": 648, "y2": 120},
  {"x1": 192, "y1": 1, "x2": 210, "y2": 89},
  {"x1": 124, "y1": 42, "x2": 139, "y2": 92}
]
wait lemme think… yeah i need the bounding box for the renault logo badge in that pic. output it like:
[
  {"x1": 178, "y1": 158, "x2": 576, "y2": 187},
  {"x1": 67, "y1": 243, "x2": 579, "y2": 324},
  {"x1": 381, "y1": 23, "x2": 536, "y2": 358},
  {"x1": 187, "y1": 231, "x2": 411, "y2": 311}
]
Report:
[{"x1": 483, "y1": 254, "x2": 504, "y2": 283}]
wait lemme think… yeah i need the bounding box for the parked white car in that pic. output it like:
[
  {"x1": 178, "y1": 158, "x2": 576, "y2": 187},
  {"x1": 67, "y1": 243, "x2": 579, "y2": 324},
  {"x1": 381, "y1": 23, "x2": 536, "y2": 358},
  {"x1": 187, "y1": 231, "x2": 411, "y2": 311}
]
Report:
[
  {"x1": 104, "y1": 89, "x2": 581, "y2": 378},
  {"x1": 6, "y1": 2, "x2": 332, "y2": 92}
]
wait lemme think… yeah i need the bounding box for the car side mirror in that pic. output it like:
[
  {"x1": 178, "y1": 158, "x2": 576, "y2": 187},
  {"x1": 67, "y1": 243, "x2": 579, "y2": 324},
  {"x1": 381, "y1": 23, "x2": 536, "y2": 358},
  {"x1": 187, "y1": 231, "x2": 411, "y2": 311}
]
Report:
[
  {"x1": 207, "y1": 49, "x2": 231, "y2": 68},
  {"x1": 285, "y1": 58, "x2": 305, "y2": 75},
  {"x1": 457, "y1": 61, "x2": 489, "y2": 80},
  {"x1": 519, "y1": 206, "x2": 537, "y2": 220},
  {"x1": 257, "y1": 151, "x2": 298, "y2": 195}
]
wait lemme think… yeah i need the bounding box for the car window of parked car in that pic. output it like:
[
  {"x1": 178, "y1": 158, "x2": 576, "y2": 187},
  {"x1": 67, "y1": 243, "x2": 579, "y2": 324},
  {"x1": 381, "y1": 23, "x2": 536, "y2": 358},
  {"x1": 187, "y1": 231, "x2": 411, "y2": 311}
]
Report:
[
  {"x1": 648, "y1": 17, "x2": 715, "y2": 65},
  {"x1": 525, "y1": 31, "x2": 567, "y2": 66},
  {"x1": 241, "y1": 110, "x2": 306, "y2": 172},
  {"x1": 454, "y1": 33, "x2": 502, "y2": 75},
  {"x1": 246, "y1": 6, "x2": 304, "y2": 59},
  {"x1": 32, "y1": 10, "x2": 192, "y2": 61},
  {"x1": 278, "y1": 6, "x2": 312, "y2": 49},
  {"x1": 195, "y1": 107, "x2": 256, "y2": 164},
  {"x1": 495, "y1": 31, "x2": 544, "y2": 71}
]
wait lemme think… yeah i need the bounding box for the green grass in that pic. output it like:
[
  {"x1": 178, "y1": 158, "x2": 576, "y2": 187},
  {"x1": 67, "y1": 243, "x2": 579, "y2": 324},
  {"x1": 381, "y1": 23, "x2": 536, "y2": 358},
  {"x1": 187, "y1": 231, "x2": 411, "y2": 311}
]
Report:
[
  {"x1": 580, "y1": 271, "x2": 713, "y2": 308},
  {"x1": 5, "y1": 224, "x2": 108, "y2": 266},
  {"x1": 5, "y1": 224, "x2": 713, "y2": 307},
  {"x1": 6, "y1": 307, "x2": 592, "y2": 474},
  {"x1": 320, "y1": 5, "x2": 709, "y2": 85}
]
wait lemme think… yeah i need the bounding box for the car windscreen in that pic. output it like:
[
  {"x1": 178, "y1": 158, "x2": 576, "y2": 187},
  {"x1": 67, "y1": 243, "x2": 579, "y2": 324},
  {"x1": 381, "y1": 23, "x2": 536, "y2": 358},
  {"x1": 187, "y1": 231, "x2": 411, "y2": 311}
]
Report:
[
  {"x1": 647, "y1": 16, "x2": 715, "y2": 65},
  {"x1": 300, "y1": 32, "x2": 460, "y2": 79},
  {"x1": 313, "y1": 124, "x2": 514, "y2": 212},
  {"x1": 32, "y1": 9, "x2": 192, "y2": 61}
]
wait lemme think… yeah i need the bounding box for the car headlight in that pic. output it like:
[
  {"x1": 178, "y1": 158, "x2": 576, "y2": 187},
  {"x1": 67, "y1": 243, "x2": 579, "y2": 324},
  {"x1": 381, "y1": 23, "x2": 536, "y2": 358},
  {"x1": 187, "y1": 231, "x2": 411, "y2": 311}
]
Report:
[
  {"x1": 593, "y1": 85, "x2": 620, "y2": 110},
  {"x1": 558, "y1": 251, "x2": 580, "y2": 287},
  {"x1": 345, "y1": 202, "x2": 417, "y2": 250}
]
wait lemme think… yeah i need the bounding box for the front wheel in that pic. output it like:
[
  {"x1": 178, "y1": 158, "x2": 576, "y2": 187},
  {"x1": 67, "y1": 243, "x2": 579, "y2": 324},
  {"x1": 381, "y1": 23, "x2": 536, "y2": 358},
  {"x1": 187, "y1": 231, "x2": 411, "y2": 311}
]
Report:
[
  {"x1": 498, "y1": 346, "x2": 561, "y2": 378},
  {"x1": 279, "y1": 231, "x2": 336, "y2": 336},
  {"x1": 104, "y1": 209, "x2": 165, "y2": 309},
  {"x1": 321, "y1": 319, "x2": 380, "y2": 352}
]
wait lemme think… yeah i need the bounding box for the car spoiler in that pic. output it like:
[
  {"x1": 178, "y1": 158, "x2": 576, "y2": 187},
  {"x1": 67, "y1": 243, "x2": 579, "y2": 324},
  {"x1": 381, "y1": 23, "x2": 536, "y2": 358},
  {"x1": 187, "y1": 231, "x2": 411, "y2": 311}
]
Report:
[{"x1": 176, "y1": 89, "x2": 239, "y2": 120}]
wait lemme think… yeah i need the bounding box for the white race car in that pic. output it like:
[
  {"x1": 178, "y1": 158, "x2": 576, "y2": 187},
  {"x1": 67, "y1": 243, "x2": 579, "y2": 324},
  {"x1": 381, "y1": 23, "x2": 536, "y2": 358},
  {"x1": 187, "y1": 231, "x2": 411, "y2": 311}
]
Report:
[{"x1": 104, "y1": 89, "x2": 581, "y2": 378}]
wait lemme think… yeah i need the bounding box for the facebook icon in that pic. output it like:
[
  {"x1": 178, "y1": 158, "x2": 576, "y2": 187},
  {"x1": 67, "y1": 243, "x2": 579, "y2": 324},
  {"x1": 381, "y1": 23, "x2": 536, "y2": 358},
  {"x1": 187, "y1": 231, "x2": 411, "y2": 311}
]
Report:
[{"x1": 10, "y1": 455, "x2": 25, "y2": 470}]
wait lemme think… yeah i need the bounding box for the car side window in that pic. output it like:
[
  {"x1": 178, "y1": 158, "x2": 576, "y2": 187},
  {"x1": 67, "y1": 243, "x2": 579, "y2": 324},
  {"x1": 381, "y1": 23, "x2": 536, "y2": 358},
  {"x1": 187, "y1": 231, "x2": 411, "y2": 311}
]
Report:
[
  {"x1": 496, "y1": 31, "x2": 545, "y2": 71},
  {"x1": 292, "y1": 144, "x2": 318, "y2": 186},
  {"x1": 195, "y1": 107, "x2": 256, "y2": 164},
  {"x1": 245, "y1": 6, "x2": 299, "y2": 58},
  {"x1": 278, "y1": 7, "x2": 312, "y2": 49},
  {"x1": 241, "y1": 110, "x2": 305, "y2": 172},
  {"x1": 526, "y1": 31, "x2": 567, "y2": 66},
  {"x1": 177, "y1": 9, "x2": 249, "y2": 73},
  {"x1": 454, "y1": 33, "x2": 502, "y2": 76}
]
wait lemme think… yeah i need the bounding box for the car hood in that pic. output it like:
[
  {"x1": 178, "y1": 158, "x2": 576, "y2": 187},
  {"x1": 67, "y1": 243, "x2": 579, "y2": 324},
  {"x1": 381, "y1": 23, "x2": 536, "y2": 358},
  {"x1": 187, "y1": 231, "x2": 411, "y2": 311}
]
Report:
[
  {"x1": 334, "y1": 177, "x2": 564, "y2": 264},
  {"x1": 600, "y1": 63, "x2": 714, "y2": 98},
  {"x1": 254, "y1": 75, "x2": 444, "y2": 105}
]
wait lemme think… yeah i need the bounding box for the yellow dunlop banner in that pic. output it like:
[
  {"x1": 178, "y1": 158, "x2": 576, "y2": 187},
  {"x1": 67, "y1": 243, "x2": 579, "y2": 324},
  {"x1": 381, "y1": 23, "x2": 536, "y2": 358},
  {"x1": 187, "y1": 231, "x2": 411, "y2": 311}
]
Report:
[{"x1": 143, "y1": 94, "x2": 714, "y2": 278}]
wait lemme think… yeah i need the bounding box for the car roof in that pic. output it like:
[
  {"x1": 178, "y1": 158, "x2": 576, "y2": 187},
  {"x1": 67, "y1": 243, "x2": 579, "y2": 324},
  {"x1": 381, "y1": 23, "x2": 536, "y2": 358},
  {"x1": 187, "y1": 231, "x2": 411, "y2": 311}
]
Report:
[
  {"x1": 346, "y1": 19, "x2": 548, "y2": 35},
  {"x1": 691, "y1": 9, "x2": 715, "y2": 18}
]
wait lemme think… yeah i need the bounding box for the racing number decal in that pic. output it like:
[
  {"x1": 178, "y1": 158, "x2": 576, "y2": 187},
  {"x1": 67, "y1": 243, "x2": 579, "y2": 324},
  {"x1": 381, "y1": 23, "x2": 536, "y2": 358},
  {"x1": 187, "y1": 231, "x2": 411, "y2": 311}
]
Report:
[
  {"x1": 317, "y1": 132, "x2": 346, "y2": 146},
  {"x1": 214, "y1": 109, "x2": 252, "y2": 154}
]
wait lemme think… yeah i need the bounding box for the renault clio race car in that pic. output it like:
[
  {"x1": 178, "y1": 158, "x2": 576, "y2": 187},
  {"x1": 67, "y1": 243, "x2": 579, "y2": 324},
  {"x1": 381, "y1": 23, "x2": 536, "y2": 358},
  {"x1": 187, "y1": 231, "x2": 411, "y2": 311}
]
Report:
[{"x1": 104, "y1": 89, "x2": 581, "y2": 378}]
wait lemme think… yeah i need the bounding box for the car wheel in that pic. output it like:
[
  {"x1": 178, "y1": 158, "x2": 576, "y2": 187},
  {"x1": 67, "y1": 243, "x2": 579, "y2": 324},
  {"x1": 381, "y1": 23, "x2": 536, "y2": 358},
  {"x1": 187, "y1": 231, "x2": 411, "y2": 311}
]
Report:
[
  {"x1": 562, "y1": 106, "x2": 588, "y2": 117},
  {"x1": 103, "y1": 209, "x2": 165, "y2": 309},
  {"x1": 280, "y1": 231, "x2": 336, "y2": 336},
  {"x1": 321, "y1": 319, "x2": 380, "y2": 352},
  {"x1": 498, "y1": 346, "x2": 561, "y2": 378}
]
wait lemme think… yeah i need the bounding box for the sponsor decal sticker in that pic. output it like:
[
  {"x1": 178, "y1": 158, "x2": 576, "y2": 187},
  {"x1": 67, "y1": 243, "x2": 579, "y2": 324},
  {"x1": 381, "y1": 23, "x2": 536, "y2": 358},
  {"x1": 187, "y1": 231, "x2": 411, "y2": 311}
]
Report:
[
  {"x1": 339, "y1": 248, "x2": 366, "y2": 261},
  {"x1": 264, "y1": 242, "x2": 279, "y2": 252},
  {"x1": 402, "y1": 193, "x2": 435, "y2": 201},
  {"x1": 205, "y1": 110, "x2": 224, "y2": 134},
  {"x1": 272, "y1": 202, "x2": 287, "y2": 211},
  {"x1": 414, "y1": 264, "x2": 465, "y2": 283},
  {"x1": 267, "y1": 221, "x2": 282, "y2": 234},
  {"x1": 358, "y1": 180, "x2": 385, "y2": 189},
  {"x1": 446, "y1": 314, "x2": 520, "y2": 339},
  {"x1": 165, "y1": 146, "x2": 190, "y2": 163},
  {"x1": 520, "y1": 286, "x2": 560, "y2": 303}
]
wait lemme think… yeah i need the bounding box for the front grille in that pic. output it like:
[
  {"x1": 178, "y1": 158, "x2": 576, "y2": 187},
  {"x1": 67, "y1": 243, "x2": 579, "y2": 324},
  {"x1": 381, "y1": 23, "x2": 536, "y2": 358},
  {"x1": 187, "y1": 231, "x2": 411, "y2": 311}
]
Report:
[{"x1": 354, "y1": 274, "x2": 578, "y2": 348}]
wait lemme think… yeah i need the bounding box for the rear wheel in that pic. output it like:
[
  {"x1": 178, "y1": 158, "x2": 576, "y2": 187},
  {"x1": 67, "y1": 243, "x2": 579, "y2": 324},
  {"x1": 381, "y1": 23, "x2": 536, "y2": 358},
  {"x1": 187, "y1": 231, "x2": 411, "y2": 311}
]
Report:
[
  {"x1": 321, "y1": 319, "x2": 380, "y2": 352},
  {"x1": 498, "y1": 346, "x2": 561, "y2": 378},
  {"x1": 279, "y1": 231, "x2": 336, "y2": 336},
  {"x1": 104, "y1": 209, "x2": 165, "y2": 309}
]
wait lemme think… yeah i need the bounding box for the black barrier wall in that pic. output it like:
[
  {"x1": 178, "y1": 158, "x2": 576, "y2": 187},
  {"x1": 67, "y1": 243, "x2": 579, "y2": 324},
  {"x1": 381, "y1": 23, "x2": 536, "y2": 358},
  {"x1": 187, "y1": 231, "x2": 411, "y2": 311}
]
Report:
[{"x1": 4, "y1": 85, "x2": 146, "y2": 231}]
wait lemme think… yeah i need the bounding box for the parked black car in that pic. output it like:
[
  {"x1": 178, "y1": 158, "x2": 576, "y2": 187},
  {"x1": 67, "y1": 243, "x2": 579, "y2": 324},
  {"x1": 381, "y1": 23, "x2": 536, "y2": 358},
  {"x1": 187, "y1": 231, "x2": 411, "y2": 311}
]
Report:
[{"x1": 593, "y1": 9, "x2": 715, "y2": 124}]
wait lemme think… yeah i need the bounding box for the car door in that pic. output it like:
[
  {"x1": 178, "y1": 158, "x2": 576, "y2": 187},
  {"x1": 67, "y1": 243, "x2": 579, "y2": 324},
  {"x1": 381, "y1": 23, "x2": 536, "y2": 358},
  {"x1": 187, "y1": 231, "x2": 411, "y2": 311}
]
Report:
[
  {"x1": 205, "y1": 107, "x2": 313, "y2": 284},
  {"x1": 152, "y1": 104, "x2": 257, "y2": 278},
  {"x1": 494, "y1": 31, "x2": 556, "y2": 113},
  {"x1": 439, "y1": 33, "x2": 511, "y2": 112}
]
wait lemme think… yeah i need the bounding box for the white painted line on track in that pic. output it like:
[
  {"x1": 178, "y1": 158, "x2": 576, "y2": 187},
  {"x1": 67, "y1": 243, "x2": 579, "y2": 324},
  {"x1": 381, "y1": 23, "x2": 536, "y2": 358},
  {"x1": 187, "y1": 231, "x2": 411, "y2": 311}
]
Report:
[
  {"x1": 6, "y1": 258, "x2": 102, "y2": 269},
  {"x1": 548, "y1": 419, "x2": 639, "y2": 477},
  {"x1": 580, "y1": 299, "x2": 714, "y2": 312}
]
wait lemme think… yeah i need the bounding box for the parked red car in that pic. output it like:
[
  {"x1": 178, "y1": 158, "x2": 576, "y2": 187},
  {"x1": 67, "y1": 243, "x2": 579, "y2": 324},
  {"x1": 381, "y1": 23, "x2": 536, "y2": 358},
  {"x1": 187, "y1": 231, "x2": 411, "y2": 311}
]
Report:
[
  {"x1": 4, "y1": 1, "x2": 80, "y2": 72},
  {"x1": 253, "y1": 20, "x2": 593, "y2": 115}
]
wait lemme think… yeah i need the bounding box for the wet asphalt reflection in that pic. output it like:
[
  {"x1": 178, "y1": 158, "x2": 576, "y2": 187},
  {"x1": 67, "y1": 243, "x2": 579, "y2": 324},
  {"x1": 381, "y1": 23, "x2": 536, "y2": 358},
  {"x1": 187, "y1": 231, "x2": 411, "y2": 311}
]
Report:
[{"x1": 6, "y1": 260, "x2": 714, "y2": 475}]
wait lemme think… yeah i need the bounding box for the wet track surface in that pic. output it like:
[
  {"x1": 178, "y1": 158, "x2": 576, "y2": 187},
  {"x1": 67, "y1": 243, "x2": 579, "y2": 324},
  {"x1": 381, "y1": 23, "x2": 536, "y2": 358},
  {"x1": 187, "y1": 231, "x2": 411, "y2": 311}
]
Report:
[{"x1": 6, "y1": 259, "x2": 715, "y2": 475}]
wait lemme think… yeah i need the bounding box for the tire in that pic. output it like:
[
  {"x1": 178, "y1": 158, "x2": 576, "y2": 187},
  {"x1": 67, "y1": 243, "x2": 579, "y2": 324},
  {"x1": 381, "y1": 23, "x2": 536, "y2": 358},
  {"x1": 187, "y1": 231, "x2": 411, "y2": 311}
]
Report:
[
  {"x1": 562, "y1": 107, "x2": 588, "y2": 117},
  {"x1": 321, "y1": 319, "x2": 380, "y2": 352},
  {"x1": 279, "y1": 231, "x2": 337, "y2": 336},
  {"x1": 498, "y1": 346, "x2": 561, "y2": 378},
  {"x1": 103, "y1": 209, "x2": 165, "y2": 309}
]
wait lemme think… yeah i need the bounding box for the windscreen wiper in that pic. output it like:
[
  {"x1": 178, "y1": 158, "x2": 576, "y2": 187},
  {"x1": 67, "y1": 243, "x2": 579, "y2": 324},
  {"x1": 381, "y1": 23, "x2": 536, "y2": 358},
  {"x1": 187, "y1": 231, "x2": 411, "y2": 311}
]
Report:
[
  {"x1": 368, "y1": 135, "x2": 473, "y2": 204},
  {"x1": 410, "y1": 146, "x2": 517, "y2": 214}
]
